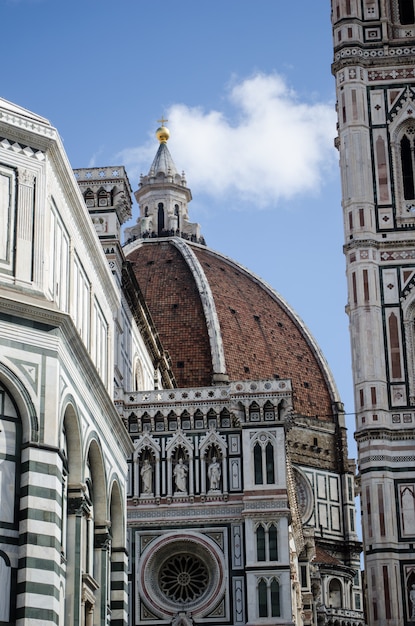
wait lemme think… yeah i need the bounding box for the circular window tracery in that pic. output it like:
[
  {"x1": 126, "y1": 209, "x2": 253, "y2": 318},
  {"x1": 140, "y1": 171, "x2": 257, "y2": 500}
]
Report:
[
  {"x1": 140, "y1": 533, "x2": 225, "y2": 618},
  {"x1": 159, "y1": 554, "x2": 209, "y2": 602}
]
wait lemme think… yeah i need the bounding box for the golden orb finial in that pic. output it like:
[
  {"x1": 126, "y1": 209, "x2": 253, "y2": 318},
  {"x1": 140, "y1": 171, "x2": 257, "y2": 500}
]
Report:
[{"x1": 156, "y1": 116, "x2": 170, "y2": 143}]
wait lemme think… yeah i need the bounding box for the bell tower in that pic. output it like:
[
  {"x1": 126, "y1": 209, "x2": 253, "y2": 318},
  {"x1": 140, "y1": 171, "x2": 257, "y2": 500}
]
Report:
[{"x1": 332, "y1": 1, "x2": 415, "y2": 624}]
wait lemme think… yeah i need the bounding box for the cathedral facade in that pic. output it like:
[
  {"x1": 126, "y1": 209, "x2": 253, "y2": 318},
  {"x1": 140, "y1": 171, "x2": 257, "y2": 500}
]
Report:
[
  {"x1": 0, "y1": 96, "x2": 365, "y2": 626},
  {"x1": 331, "y1": 1, "x2": 415, "y2": 624}
]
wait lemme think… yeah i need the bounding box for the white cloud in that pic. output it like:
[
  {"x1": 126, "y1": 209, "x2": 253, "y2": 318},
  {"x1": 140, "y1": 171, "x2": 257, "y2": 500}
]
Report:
[{"x1": 118, "y1": 73, "x2": 337, "y2": 209}]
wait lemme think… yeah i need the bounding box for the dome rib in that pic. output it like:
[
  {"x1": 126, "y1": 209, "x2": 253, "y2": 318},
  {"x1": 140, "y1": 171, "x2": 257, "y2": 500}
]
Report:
[{"x1": 171, "y1": 238, "x2": 228, "y2": 382}]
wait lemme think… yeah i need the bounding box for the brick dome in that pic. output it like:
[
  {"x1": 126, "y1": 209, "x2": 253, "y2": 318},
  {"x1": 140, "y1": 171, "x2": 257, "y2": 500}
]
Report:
[{"x1": 125, "y1": 238, "x2": 338, "y2": 421}]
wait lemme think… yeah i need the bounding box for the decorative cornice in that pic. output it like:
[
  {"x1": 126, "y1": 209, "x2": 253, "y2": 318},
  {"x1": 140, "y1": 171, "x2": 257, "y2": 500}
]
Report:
[
  {"x1": 333, "y1": 44, "x2": 415, "y2": 65},
  {"x1": 355, "y1": 427, "x2": 415, "y2": 443}
]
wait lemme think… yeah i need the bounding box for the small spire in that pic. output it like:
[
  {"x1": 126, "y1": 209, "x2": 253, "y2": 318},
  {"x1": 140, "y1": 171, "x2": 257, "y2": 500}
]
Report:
[{"x1": 156, "y1": 116, "x2": 170, "y2": 144}]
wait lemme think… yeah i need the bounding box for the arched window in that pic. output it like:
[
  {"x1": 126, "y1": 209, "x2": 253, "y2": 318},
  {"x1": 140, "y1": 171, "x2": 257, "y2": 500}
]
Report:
[
  {"x1": 158, "y1": 202, "x2": 165, "y2": 235},
  {"x1": 388, "y1": 312, "x2": 402, "y2": 379},
  {"x1": 254, "y1": 443, "x2": 263, "y2": 484},
  {"x1": 329, "y1": 578, "x2": 343, "y2": 609},
  {"x1": 0, "y1": 383, "x2": 21, "y2": 623},
  {"x1": 266, "y1": 442, "x2": 275, "y2": 483},
  {"x1": 256, "y1": 523, "x2": 278, "y2": 562},
  {"x1": 395, "y1": 124, "x2": 415, "y2": 206},
  {"x1": 0, "y1": 552, "x2": 11, "y2": 621},
  {"x1": 401, "y1": 133, "x2": 415, "y2": 199},
  {"x1": 174, "y1": 203, "x2": 180, "y2": 232},
  {"x1": 256, "y1": 525, "x2": 266, "y2": 561},
  {"x1": 133, "y1": 358, "x2": 144, "y2": 392},
  {"x1": 253, "y1": 436, "x2": 276, "y2": 486},
  {"x1": 84, "y1": 464, "x2": 94, "y2": 578},
  {"x1": 270, "y1": 578, "x2": 280, "y2": 617},
  {"x1": 257, "y1": 577, "x2": 280, "y2": 618},
  {"x1": 258, "y1": 579, "x2": 267, "y2": 617},
  {"x1": 269, "y1": 524, "x2": 278, "y2": 560}
]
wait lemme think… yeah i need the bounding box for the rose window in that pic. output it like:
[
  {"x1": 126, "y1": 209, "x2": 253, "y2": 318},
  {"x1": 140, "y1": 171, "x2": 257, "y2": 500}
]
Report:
[
  {"x1": 159, "y1": 554, "x2": 209, "y2": 602},
  {"x1": 140, "y1": 533, "x2": 225, "y2": 617}
]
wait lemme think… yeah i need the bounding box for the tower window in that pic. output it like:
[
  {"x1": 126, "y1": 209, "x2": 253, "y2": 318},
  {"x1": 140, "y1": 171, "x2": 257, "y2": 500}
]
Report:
[
  {"x1": 398, "y1": 0, "x2": 415, "y2": 25},
  {"x1": 158, "y1": 202, "x2": 165, "y2": 235},
  {"x1": 265, "y1": 442, "x2": 275, "y2": 483},
  {"x1": 257, "y1": 577, "x2": 280, "y2": 618},
  {"x1": 258, "y1": 580, "x2": 267, "y2": 617},
  {"x1": 401, "y1": 134, "x2": 415, "y2": 200},
  {"x1": 254, "y1": 443, "x2": 263, "y2": 484},
  {"x1": 253, "y1": 437, "x2": 276, "y2": 486},
  {"x1": 256, "y1": 525, "x2": 266, "y2": 561},
  {"x1": 256, "y1": 523, "x2": 278, "y2": 562}
]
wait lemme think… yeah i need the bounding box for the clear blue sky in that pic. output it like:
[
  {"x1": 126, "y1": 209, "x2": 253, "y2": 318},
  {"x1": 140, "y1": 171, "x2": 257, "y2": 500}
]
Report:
[{"x1": 2, "y1": 2, "x2": 354, "y2": 456}]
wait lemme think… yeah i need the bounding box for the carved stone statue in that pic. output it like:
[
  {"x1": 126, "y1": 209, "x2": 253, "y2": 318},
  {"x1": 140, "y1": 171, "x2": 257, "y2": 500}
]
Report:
[
  {"x1": 174, "y1": 458, "x2": 188, "y2": 492},
  {"x1": 208, "y1": 457, "x2": 221, "y2": 490},
  {"x1": 140, "y1": 459, "x2": 153, "y2": 494}
]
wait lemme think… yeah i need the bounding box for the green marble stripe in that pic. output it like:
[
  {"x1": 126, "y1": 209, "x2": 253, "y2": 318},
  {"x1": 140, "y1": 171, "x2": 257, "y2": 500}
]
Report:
[
  {"x1": 111, "y1": 561, "x2": 126, "y2": 572},
  {"x1": 15, "y1": 605, "x2": 59, "y2": 623},
  {"x1": 20, "y1": 507, "x2": 61, "y2": 526},
  {"x1": 21, "y1": 459, "x2": 62, "y2": 478},
  {"x1": 111, "y1": 600, "x2": 128, "y2": 611},
  {"x1": 16, "y1": 580, "x2": 60, "y2": 600},
  {"x1": 20, "y1": 483, "x2": 62, "y2": 505},
  {"x1": 18, "y1": 556, "x2": 62, "y2": 576},
  {"x1": 111, "y1": 580, "x2": 127, "y2": 592},
  {"x1": 19, "y1": 532, "x2": 61, "y2": 551}
]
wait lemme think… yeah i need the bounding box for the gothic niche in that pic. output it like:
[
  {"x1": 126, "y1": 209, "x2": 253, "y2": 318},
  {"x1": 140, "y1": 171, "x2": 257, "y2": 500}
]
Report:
[
  {"x1": 206, "y1": 448, "x2": 221, "y2": 492},
  {"x1": 140, "y1": 451, "x2": 154, "y2": 496},
  {"x1": 173, "y1": 448, "x2": 189, "y2": 494}
]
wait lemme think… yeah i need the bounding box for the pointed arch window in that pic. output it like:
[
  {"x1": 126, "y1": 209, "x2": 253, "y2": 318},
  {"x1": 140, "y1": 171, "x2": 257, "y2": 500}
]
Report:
[
  {"x1": 258, "y1": 579, "x2": 267, "y2": 617},
  {"x1": 388, "y1": 312, "x2": 402, "y2": 379},
  {"x1": 266, "y1": 442, "x2": 275, "y2": 483},
  {"x1": 158, "y1": 202, "x2": 165, "y2": 236},
  {"x1": 257, "y1": 577, "x2": 280, "y2": 618},
  {"x1": 269, "y1": 524, "x2": 278, "y2": 560},
  {"x1": 253, "y1": 436, "x2": 276, "y2": 485},
  {"x1": 401, "y1": 133, "x2": 415, "y2": 200},
  {"x1": 256, "y1": 525, "x2": 266, "y2": 561},
  {"x1": 254, "y1": 443, "x2": 263, "y2": 484},
  {"x1": 256, "y1": 523, "x2": 278, "y2": 562},
  {"x1": 174, "y1": 203, "x2": 180, "y2": 232}
]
